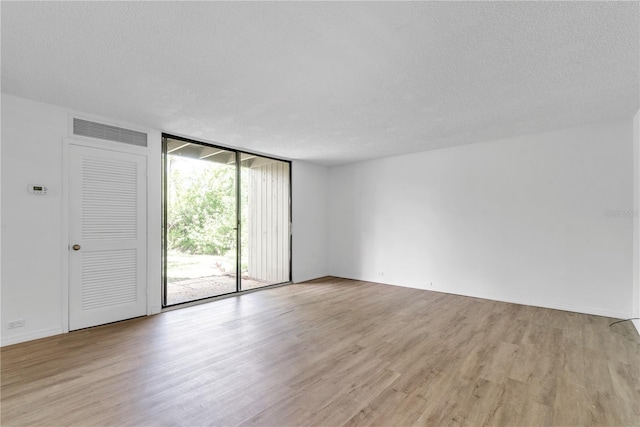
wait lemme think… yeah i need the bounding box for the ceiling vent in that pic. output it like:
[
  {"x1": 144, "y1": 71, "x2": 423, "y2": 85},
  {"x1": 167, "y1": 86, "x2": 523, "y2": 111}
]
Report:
[{"x1": 73, "y1": 118, "x2": 147, "y2": 147}]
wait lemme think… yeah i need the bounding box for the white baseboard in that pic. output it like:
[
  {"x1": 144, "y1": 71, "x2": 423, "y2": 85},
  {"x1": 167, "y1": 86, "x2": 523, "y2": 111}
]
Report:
[
  {"x1": 1, "y1": 327, "x2": 63, "y2": 347},
  {"x1": 335, "y1": 275, "x2": 632, "y2": 320},
  {"x1": 293, "y1": 273, "x2": 331, "y2": 284},
  {"x1": 3, "y1": 281, "x2": 635, "y2": 345},
  {"x1": 460, "y1": 289, "x2": 631, "y2": 320}
]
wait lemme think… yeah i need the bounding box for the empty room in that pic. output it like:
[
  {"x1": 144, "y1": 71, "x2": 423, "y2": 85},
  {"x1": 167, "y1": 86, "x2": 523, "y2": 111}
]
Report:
[{"x1": 1, "y1": 1, "x2": 639, "y2": 426}]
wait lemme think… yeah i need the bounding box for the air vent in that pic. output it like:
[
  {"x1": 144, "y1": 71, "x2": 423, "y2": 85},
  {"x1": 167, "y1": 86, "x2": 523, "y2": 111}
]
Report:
[{"x1": 73, "y1": 118, "x2": 147, "y2": 147}]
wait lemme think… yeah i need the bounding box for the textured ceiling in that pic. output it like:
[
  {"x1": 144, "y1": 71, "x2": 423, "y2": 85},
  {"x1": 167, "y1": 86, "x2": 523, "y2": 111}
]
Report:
[{"x1": 2, "y1": 1, "x2": 639, "y2": 166}]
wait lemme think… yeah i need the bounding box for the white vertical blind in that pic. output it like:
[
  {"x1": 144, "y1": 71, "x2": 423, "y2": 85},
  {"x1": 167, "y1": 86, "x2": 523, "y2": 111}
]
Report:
[{"x1": 247, "y1": 161, "x2": 290, "y2": 283}]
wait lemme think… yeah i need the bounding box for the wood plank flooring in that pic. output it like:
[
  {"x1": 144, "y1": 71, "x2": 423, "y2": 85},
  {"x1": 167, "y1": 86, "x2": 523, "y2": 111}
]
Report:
[{"x1": 2, "y1": 277, "x2": 639, "y2": 426}]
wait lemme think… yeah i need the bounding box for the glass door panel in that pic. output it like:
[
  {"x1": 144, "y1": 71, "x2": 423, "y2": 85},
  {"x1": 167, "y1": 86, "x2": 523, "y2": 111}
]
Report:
[
  {"x1": 164, "y1": 138, "x2": 238, "y2": 305},
  {"x1": 240, "y1": 153, "x2": 291, "y2": 291}
]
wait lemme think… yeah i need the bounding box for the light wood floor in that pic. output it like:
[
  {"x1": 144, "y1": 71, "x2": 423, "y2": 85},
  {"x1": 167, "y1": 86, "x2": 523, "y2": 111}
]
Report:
[{"x1": 2, "y1": 277, "x2": 639, "y2": 426}]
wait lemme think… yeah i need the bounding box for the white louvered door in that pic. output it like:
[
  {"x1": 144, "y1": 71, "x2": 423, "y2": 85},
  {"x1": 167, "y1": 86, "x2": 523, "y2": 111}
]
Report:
[{"x1": 69, "y1": 144, "x2": 147, "y2": 330}]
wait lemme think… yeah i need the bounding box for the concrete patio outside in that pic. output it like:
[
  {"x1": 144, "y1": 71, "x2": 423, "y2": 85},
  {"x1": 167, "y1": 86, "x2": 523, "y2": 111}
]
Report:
[{"x1": 166, "y1": 274, "x2": 274, "y2": 305}]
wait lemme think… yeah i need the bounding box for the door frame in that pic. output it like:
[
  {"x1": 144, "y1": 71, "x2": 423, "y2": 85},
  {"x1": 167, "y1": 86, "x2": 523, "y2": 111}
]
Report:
[{"x1": 61, "y1": 136, "x2": 151, "y2": 333}]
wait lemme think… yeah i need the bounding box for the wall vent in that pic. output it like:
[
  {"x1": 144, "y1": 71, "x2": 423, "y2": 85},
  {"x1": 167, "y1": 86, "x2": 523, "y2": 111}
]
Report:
[{"x1": 73, "y1": 118, "x2": 147, "y2": 147}]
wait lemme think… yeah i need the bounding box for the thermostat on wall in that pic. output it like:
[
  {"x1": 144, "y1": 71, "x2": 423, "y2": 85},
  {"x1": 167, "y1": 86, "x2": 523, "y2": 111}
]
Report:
[{"x1": 28, "y1": 184, "x2": 47, "y2": 195}]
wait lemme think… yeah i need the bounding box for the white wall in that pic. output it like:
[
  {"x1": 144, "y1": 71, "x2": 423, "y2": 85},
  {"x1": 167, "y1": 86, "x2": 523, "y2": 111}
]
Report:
[
  {"x1": 329, "y1": 120, "x2": 634, "y2": 319},
  {"x1": 2, "y1": 95, "x2": 68, "y2": 344},
  {"x1": 1, "y1": 94, "x2": 328, "y2": 346},
  {"x1": 292, "y1": 161, "x2": 329, "y2": 282},
  {"x1": 1, "y1": 94, "x2": 163, "y2": 346},
  {"x1": 633, "y1": 109, "x2": 640, "y2": 334},
  {"x1": 0, "y1": 96, "x2": 2, "y2": 339}
]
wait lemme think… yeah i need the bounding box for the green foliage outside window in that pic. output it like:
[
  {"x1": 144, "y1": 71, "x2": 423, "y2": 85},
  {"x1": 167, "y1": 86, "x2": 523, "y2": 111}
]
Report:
[{"x1": 166, "y1": 158, "x2": 237, "y2": 256}]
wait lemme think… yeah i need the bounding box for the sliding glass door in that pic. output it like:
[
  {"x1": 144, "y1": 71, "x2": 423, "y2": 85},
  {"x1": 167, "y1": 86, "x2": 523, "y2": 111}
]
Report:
[{"x1": 162, "y1": 136, "x2": 290, "y2": 307}]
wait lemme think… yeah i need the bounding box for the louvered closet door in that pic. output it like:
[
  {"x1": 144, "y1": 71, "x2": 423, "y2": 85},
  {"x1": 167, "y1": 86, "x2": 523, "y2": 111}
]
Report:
[{"x1": 69, "y1": 144, "x2": 147, "y2": 330}]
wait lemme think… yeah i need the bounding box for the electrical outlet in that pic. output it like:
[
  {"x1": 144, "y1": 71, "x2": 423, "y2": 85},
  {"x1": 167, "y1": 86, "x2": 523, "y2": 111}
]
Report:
[
  {"x1": 8, "y1": 319, "x2": 25, "y2": 329},
  {"x1": 378, "y1": 271, "x2": 384, "y2": 277}
]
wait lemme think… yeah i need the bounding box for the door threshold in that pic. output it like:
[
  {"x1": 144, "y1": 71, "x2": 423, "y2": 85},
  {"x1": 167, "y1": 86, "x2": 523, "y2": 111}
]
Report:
[{"x1": 161, "y1": 281, "x2": 293, "y2": 312}]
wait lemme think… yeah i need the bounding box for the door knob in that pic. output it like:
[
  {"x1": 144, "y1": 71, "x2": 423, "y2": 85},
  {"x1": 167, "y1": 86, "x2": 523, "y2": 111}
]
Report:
[{"x1": 72, "y1": 244, "x2": 81, "y2": 251}]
